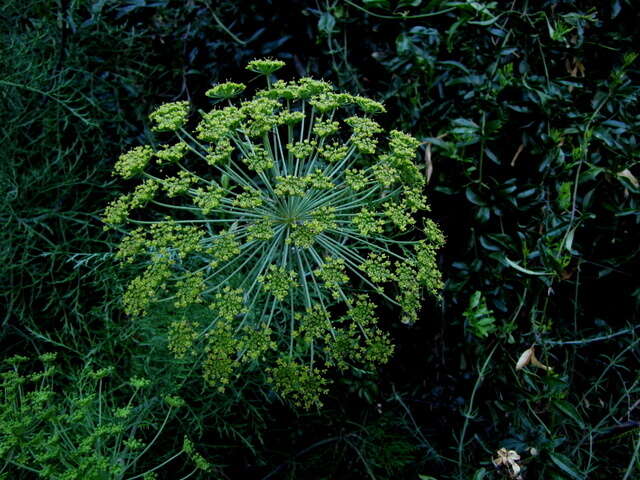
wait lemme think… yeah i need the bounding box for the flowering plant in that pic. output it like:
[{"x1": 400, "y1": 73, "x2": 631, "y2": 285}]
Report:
[
  {"x1": 104, "y1": 59, "x2": 444, "y2": 408},
  {"x1": 0, "y1": 354, "x2": 208, "y2": 478}
]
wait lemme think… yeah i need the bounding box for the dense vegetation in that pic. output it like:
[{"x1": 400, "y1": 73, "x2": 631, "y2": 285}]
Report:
[{"x1": 1, "y1": 1, "x2": 638, "y2": 479}]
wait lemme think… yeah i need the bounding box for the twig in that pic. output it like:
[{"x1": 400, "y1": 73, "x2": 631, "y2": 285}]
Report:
[{"x1": 544, "y1": 324, "x2": 640, "y2": 346}]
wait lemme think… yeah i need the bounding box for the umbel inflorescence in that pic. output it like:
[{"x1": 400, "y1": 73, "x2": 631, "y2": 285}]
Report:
[{"x1": 104, "y1": 59, "x2": 444, "y2": 408}]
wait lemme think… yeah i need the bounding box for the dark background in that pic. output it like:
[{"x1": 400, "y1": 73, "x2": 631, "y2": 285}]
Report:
[{"x1": 1, "y1": 1, "x2": 639, "y2": 478}]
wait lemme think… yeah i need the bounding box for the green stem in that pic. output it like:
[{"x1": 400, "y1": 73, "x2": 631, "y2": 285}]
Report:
[
  {"x1": 122, "y1": 407, "x2": 173, "y2": 474},
  {"x1": 457, "y1": 347, "x2": 496, "y2": 480},
  {"x1": 316, "y1": 235, "x2": 399, "y2": 306},
  {"x1": 125, "y1": 449, "x2": 184, "y2": 480}
]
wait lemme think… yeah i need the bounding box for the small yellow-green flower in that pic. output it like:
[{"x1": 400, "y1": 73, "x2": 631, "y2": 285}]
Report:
[{"x1": 104, "y1": 58, "x2": 443, "y2": 408}]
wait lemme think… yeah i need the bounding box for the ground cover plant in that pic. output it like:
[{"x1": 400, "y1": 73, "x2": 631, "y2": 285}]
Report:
[
  {"x1": 0, "y1": 354, "x2": 211, "y2": 479},
  {"x1": 1, "y1": 0, "x2": 638, "y2": 479}
]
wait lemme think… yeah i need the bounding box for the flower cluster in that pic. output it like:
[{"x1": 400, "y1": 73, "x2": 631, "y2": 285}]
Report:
[
  {"x1": 105, "y1": 59, "x2": 444, "y2": 408},
  {"x1": 258, "y1": 265, "x2": 298, "y2": 301}
]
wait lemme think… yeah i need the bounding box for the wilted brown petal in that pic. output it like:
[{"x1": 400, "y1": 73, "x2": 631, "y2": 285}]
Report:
[{"x1": 515, "y1": 347, "x2": 534, "y2": 370}]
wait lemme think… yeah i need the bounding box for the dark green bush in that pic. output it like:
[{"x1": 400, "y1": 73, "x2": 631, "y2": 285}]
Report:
[{"x1": 309, "y1": 1, "x2": 639, "y2": 478}]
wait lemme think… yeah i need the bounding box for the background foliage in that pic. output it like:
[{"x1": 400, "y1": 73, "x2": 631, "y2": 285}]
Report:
[{"x1": 1, "y1": 0, "x2": 638, "y2": 479}]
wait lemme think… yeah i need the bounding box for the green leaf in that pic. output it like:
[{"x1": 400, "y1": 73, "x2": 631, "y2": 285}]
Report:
[
  {"x1": 318, "y1": 12, "x2": 336, "y2": 34},
  {"x1": 363, "y1": 0, "x2": 390, "y2": 7},
  {"x1": 469, "y1": 16, "x2": 501, "y2": 26},
  {"x1": 479, "y1": 235, "x2": 501, "y2": 252},
  {"x1": 472, "y1": 468, "x2": 487, "y2": 480},
  {"x1": 452, "y1": 117, "x2": 480, "y2": 129},
  {"x1": 549, "y1": 452, "x2": 585, "y2": 480},
  {"x1": 504, "y1": 257, "x2": 552, "y2": 276},
  {"x1": 564, "y1": 228, "x2": 576, "y2": 252},
  {"x1": 475, "y1": 207, "x2": 491, "y2": 223},
  {"x1": 465, "y1": 187, "x2": 486, "y2": 206},
  {"x1": 553, "y1": 399, "x2": 585, "y2": 429},
  {"x1": 468, "y1": 291, "x2": 481, "y2": 309}
]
